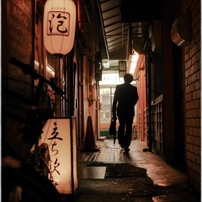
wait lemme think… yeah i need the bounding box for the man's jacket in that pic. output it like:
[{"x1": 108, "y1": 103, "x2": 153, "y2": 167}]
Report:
[{"x1": 112, "y1": 83, "x2": 138, "y2": 116}]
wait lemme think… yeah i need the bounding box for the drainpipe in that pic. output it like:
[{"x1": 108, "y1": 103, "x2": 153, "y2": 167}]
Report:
[
  {"x1": 55, "y1": 58, "x2": 62, "y2": 116},
  {"x1": 147, "y1": 48, "x2": 153, "y2": 152},
  {"x1": 65, "y1": 50, "x2": 75, "y2": 117},
  {"x1": 143, "y1": 21, "x2": 153, "y2": 152}
]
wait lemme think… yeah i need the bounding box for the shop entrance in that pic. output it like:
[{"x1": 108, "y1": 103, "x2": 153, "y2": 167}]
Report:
[{"x1": 99, "y1": 86, "x2": 115, "y2": 137}]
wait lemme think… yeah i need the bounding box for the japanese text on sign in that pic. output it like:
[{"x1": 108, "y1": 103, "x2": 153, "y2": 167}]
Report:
[
  {"x1": 48, "y1": 121, "x2": 63, "y2": 186},
  {"x1": 47, "y1": 11, "x2": 70, "y2": 36}
]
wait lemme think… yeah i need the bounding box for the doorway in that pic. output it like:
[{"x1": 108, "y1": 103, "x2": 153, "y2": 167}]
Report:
[
  {"x1": 98, "y1": 70, "x2": 138, "y2": 139},
  {"x1": 173, "y1": 45, "x2": 185, "y2": 167},
  {"x1": 98, "y1": 70, "x2": 121, "y2": 138},
  {"x1": 99, "y1": 86, "x2": 115, "y2": 137}
]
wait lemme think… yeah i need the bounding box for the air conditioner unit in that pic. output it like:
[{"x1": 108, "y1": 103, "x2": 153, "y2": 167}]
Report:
[{"x1": 171, "y1": 13, "x2": 191, "y2": 47}]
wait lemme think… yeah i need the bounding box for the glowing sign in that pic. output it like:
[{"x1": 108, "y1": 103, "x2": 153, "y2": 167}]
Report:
[{"x1": 39, "y1": 118, "x2": 78, "y2": 194}]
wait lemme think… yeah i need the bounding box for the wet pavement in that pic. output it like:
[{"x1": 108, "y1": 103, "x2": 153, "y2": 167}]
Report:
[{"x1": 63, "y1": 139, "x2": 200, "y2": 202}]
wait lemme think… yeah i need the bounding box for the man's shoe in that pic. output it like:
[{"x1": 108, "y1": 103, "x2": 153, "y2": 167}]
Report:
[{"x1": 124, "y1": 147, "x2": 130, "y2": 152}]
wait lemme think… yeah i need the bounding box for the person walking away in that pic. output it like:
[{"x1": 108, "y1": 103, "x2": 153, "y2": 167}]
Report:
[{"x1": 112, "y1": 73, "x2": 138, "y2": 152}]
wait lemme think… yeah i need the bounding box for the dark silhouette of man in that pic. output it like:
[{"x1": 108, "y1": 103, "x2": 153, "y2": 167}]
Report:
[{"x1": 112, "y1": 73, "x2": 138, "y2": 152}]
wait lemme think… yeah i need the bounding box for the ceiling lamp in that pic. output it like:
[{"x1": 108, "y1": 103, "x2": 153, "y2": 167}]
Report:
[
  {"x1": 171, "y1": 13, "x2": 191, "y2": 47},
  {"x1": 43, "y1": 0, "x2": 76, "y2": 57},
  {"x1": 128, "y1": 51, "x2": 139, "y2": 76}
]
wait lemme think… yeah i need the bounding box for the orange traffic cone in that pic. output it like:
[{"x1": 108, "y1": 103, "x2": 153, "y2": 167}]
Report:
[{"x1": 83, "y1": 116, "x2": 99, "y2": 152}]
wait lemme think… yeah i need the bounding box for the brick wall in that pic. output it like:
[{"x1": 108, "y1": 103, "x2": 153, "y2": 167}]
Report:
[{"x1": 184, "y1": 0, "x2": 200, "y2": 192}]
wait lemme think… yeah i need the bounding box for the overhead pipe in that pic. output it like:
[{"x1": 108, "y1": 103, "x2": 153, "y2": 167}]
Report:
[{"x1": 96, "y1": 0, "x2": 110, "y2": 60}]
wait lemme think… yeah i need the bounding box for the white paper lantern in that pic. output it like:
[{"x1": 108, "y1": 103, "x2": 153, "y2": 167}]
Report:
[{"x1": 43, "y1": 0, "x2": 76, "y2": 56}]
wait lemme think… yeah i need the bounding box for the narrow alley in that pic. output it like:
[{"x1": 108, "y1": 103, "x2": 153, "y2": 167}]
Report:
[
  {"x1": 2, "y1": 0, "x2": 200, "y2": 201},
  {"x1": 62, "y1": 139, "x2": 200, "y2": 202}
]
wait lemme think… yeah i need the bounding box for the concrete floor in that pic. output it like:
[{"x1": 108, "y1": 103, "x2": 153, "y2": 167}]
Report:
[{"x1": 63, "y1": 139, "x2": 200, "y2": 202}]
